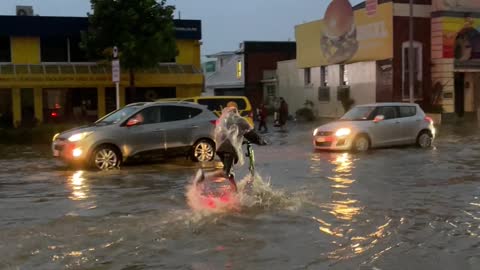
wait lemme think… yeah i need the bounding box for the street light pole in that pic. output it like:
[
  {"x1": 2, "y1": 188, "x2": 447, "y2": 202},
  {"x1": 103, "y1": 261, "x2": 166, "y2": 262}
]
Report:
[
  {"x1": 112, "y1": 46, "x2": 121, "y2": 109},
  {"x1": 408, "y1": 0, "x2": 414, "y2": 103}
]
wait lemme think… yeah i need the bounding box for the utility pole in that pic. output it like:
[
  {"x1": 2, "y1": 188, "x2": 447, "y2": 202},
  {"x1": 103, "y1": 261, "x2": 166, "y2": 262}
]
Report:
[
  {"x1": 112, "y1": 46, "x2": 121, "y2": 109},
  {"x1": 408, "y1": 0, "x2": 414, "y2": 103}
]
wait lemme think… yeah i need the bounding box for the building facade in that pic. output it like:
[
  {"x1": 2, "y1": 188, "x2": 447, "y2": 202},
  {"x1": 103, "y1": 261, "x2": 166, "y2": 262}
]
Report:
[
  {"x1": 289, "y1": 0, "x2": 480, "y2": 120},
  {"x1": 0, "y1": 14, "x2": 203, "y2": 128},
  {"x1": 430, "y1": 0, "x2": 480, "y2": 119},
  {"x1": 205, "y1": 41, "x2": 296, "y2": 109},
  {"x1": 292, "y1": 0, "x2": 435, "y2": 118}
]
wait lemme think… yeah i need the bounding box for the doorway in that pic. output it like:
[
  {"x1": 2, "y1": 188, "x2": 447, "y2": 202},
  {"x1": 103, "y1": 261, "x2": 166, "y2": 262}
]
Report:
[
  {"x1": 21, "y1": 88, "x2": 35, "y2": 126},
  {"x1": 454, "y1": 72, "x2": 465, "y2": 117}
]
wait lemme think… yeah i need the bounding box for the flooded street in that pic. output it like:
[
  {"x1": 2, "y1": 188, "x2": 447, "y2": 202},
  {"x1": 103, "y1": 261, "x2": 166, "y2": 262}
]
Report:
[{"x1": 1, "y1": 121, "x2": 480, "y2": 270}]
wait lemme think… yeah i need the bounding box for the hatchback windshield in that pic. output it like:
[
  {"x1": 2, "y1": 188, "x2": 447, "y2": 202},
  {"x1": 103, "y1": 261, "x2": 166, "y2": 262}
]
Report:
[
  {"x1": 340, "y1": 106, "x2": 376, "y2": 121},
  {"x1": 96, "y1": 106, "x2": 141, "y2": 125}
]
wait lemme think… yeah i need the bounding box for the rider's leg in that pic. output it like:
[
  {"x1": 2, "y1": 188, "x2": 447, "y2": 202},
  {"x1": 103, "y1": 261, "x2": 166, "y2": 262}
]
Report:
[
  {"x1": 222, "y1": 152, "x2": 234, "y2": 177},
  {"x1": 222, "y1": 153, "x2": 238, "y2": 192},
  {"x1": 193, "y1": 168, "x2": 205, "y2": 185}
]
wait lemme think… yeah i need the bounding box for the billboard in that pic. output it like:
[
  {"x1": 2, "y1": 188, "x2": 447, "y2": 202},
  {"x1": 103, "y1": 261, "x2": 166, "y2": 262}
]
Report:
[
  {"x1": 296, "y1": 0, "x2": 393, "y2": 68},
  {"x1": 432, "y1": 0, "x2": 480, "y2": 12},
  {"x1": 441, "y1": 17, "x2": 480, "y2": 59}
]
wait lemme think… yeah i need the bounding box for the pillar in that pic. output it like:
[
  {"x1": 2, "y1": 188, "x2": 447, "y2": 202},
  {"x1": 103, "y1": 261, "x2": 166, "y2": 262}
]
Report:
[
  {"x1": 97, "y1": 87, "x2": 106, "y2": 117},
  {"x1": 33, "y1": 88, "x2": 43, "y2": 123},
  {"x1": 12, "y1": 88, "x2": 21, "y2": 127},
  {"x1": 119, "y1": 86, "x2": 126, "y2": 107}
]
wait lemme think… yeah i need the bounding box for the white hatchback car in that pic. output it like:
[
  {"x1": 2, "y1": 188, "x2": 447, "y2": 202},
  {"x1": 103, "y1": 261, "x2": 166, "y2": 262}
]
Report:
[{"x1": 313, "y1": 103, "x2": 435, "y2": 152}]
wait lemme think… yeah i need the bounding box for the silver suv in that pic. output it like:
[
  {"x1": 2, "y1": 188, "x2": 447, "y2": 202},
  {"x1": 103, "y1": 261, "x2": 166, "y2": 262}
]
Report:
[
  {"x1": 313, "y1": 103, "x2": 436, "y2": 152},
  {"x1": 52, "y1": 102, "x2": 218, "y2": 170}
]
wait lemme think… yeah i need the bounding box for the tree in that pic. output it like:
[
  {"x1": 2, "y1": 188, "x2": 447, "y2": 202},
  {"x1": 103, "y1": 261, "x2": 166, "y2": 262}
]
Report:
[{"x1": 81, "y1": 0, "x2": 177, "y2": 90}]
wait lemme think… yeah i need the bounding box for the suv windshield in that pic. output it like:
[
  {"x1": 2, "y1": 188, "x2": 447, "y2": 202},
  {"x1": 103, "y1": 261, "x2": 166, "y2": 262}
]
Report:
[
  {"x1": 96, "y1": 106, "x2": 141, "y2": 125},
  {"x1": 340, "y1": 106, "x2": 376, "y2": 121}
]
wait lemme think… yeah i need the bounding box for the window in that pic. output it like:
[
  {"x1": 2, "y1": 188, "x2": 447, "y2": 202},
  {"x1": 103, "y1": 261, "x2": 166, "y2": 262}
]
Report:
[
  {"x1": 375, "y1": 106, "x2": 397, "y2": 120},
  {"x1": 340, "y1": 65, "x2": 348, "y2": 86},
  {"x1": 0, "y1": 36, "x2": 11, "y2": 62},
  {"x1": 97, "y1": 106, "x2": 140, "y2": 125},
  {"x1": 266, "y1": 85, "x2": 276, "y2": 97},
  {"x1": 161, "y1": 105, "x2": 202, "y2": 122},
  {"x1": 69, "y1": 37, "x2": 88, "y2": 62},
  {"x1": 304, "y1": 68, "x2": 311, "y2": 85},
  {"x1": 399, "y1": 106, "x2": 416, "y2": 118},
  {"x1": 318, "y1": 87, "x2": 330, "y2": 102},
  {"x1": 41, "y1": 36, "x2": 68, "y2": 62},
  {"x1": 135, "y1": 106, "x2": 162, "y2": 124},
  {"x1": 321, "y1": 66, "x2": 328, "y2": 87},
  {"x1": 341, "y1": 106, "x2": 376, "y2": 121},
  {"x1": 236, "y1": 60, "x2": 242, "y2": 79},
  {"x1": 402, "y1": 41, "x2": 423, "y2": 100}
]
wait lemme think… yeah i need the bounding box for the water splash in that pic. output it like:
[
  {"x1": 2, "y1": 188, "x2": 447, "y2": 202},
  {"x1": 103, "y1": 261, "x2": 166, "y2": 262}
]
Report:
[{"x1": 185, "y1": 171, "x2": 303, "y2": 217}]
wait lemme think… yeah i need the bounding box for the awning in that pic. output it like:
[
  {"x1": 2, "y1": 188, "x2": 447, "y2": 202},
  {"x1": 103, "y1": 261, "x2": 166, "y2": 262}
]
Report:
[{"x1": 0, "y1": 63, "x2": 203, "y2": 88}]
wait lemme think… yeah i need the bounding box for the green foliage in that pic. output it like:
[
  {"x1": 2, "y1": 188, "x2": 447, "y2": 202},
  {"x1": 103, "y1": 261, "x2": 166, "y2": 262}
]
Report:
[
  {"x1": 295, "y1": 107, "x2": 315, "y2": 122},
  {"x1": 81, "y1": 0, "x2": 177, "y2": 86}
]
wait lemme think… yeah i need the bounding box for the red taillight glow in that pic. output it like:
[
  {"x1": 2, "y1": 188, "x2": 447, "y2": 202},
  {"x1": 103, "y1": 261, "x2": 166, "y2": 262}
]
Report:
[
  {"x1": 51, "y1": 112, "x2": 58, "y2": 117},
  {"x1": 210, "y1": 120, "x2": 219, "y2": 125},
  {"x1": 425, "y1": 116, "x2": 433, "y2": 124},
  {"x1": 324, "y1": 136, "x2": 334, "y2": 142}
]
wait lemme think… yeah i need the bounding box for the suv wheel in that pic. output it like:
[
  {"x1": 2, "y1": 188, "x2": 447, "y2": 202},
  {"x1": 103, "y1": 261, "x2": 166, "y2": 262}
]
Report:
[
  {"x1": 351, "y1": 135, "x2": 370, "y2": 152},
  {"x1": 416, "y1": 131, "x2": 433, "y2": 148},
  {"x1": 90, "y1": 145, "x2": 121, "y2": 170},
  {"x1": 192, "y1": 140, "x2": 215, "y2": 162}
]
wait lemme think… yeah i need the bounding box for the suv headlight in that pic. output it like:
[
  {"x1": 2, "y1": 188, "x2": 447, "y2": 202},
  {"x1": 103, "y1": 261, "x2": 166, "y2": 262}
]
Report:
[{"x1": 68, "y1": 132, "x2": 93, "y2": 142}]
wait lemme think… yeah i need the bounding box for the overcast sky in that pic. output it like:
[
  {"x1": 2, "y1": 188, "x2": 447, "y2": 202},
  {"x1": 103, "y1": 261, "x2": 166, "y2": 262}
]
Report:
[{"x1": 0, "y1": 0, "x2": 363, "y2": 57}]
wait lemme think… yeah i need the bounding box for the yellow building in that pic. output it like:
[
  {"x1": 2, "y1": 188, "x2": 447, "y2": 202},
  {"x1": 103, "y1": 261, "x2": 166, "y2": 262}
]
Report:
[{"x1": 0, "y1": 15, "x2": 203, "y2": 127}]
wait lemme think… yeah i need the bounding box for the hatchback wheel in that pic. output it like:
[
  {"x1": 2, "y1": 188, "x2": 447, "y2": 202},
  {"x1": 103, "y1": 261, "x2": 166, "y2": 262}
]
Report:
[
  {"x1": 351, "y1": 135, "x2": 370, "y2": 152},
  {"x1": 192, "y1": 140, "x2": 215, "y2": 162},
  {"x1": 417, "y1": 131, "x2": 433, "y2": 148},
  {"x1": 90, "y1": 146, "x2": 121, "y2": 170}
]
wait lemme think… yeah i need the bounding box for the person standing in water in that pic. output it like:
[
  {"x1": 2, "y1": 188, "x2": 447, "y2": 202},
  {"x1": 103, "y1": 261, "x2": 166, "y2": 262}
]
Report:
[{"x1": 256, "y1": 103, "x2": 268, "y2": 133}]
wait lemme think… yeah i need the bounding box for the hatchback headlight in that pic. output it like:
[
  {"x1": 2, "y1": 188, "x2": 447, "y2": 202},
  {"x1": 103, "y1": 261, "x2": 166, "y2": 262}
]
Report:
[
  {"x1": 68, "y1": 132, "x2": 93, "y2": 142},
  {"x1": 335, "y1": 128, "x2": 351, "y2": 137},
  {"x1": 313, "y1": 128, "x2": 319, "y2": 136}
]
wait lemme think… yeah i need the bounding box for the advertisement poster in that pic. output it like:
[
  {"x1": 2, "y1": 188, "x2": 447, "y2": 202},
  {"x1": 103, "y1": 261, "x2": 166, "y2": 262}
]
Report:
[
  {"x1": 296, "y1": 0, "x2": 393, "y2": 68},
  {"x1": 441, "y1": 17, "x2": 480, "y2": 59}
]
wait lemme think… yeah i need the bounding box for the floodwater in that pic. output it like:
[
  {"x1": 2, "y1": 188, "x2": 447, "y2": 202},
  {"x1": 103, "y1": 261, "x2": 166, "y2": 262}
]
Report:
[{"x1": 0, "y1": 121, "x2": 479, "y2": 269}]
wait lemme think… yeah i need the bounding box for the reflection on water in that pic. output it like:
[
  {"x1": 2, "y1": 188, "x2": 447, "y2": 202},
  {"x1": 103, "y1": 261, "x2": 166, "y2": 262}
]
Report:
[
  {"x1": 333, "y1": 153, "x2": 354, "y2": 174},
  {"x1": 311, "y1": 152, "x2": 393, "y2": 261},
  {"x1": 68, "y1": 171, "x2": 90, "y2": 201},
  {"x1": 3, "y1": 125, "x2": 480, "y2": 269},
  {"x1": 327, "y1": 153, "x2": 360, "y2": 222}
]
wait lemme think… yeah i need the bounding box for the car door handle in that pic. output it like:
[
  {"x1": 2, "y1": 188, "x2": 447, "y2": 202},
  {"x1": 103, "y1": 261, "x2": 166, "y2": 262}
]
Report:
[
  {"x1": 191, "y1": 125, "x2": 199, "y2": 128},
  {"x1": 395, "y1": 121, "x2": 401, "y2": 124}
]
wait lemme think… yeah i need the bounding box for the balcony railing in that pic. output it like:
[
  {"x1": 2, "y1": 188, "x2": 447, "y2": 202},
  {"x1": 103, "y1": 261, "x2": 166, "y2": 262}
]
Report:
[{"x1": 0, "y1": 62, "x2": 202, "y2": 75}]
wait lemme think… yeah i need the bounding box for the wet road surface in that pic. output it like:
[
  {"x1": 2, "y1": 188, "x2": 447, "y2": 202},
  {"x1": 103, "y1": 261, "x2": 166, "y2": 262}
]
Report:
[{"x1": 0, "y1": 121, "x2": 480, "y2": 270}]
